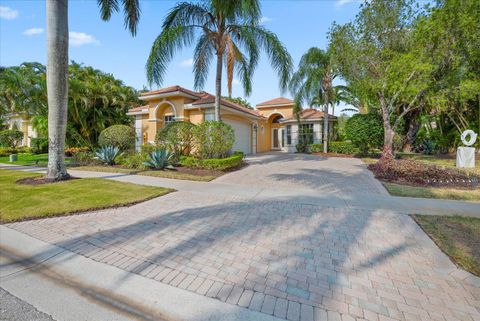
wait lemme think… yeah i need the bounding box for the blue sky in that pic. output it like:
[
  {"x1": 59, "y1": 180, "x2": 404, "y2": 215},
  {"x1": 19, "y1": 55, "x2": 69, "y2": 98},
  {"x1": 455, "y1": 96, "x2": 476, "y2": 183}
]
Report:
[{"x1": 0, "y1": 0, "x2": 361, "y2": 113}]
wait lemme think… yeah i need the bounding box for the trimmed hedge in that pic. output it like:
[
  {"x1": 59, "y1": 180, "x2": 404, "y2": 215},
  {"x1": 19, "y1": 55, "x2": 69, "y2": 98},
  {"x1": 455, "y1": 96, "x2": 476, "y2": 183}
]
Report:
[
  {"x1": 0, "y1": 147, "x2": 32, "y2": 156},
  {"x1": 328, "y1": 141, "x2": 358, "y2": 154},
  {"x1": 180, "y1": 151, "x2": 244, "y2": 170},
  {"x1": 31, "y1": 137, "x2": 49, "y2": 154},
  {"x1": 98, "y1": 125, "x2": 135, "y2": 151},
  {"x1": 309, "y1": 142, "x2": 358, "y2": 154}
]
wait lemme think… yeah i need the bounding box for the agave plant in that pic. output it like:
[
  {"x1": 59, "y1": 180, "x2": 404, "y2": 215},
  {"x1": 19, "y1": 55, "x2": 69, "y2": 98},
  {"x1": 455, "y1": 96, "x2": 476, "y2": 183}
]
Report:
[
  {"x1": 95, "y1": 146, "x2": 122, "y2": 165},
  {"x1": 144, "y1": 149, "x2": 175, "y2": 170}
]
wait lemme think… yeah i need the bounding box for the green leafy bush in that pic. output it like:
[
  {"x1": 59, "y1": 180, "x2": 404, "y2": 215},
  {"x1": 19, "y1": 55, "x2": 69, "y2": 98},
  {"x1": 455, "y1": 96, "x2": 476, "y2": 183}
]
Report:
[
  {"x1": 0, "y1": 130, "x2": 24, "y2": 148},
  {"x1": 180, "y1": 151, "x2": 244, "y2": 170},
  {"x1": 310, "y1": 144, "x2": 323, "y2": 153},
  {"x1": 369, "y1": 158, "x2": 479, "y2": 188},
  {"x1": 144, "y1": 149, "x2": 175, "y2": 170},
  {"x1": 31, "y1": 137, "x2": 49, "y2": 154},
  {"x1": 71, "y1": 151, "x2": 99, "y2": 166},
  {"x1": 98, "y1": 125, "x2": 135, "y2": 151},
  {"x1": 95, "y1": 146, "x2": 122, "y2": 165},
  {"x1": 345, "y1": 114, "x2": 384, "y2": 154},
  {"x1": 193, "y1": 121, "x2": 235, "y2": 159},
  {"x1": 328, "y1": 141, "x2": 358, "y2": 154},
  {"x1": 156, "y1": 122, "x2": 195, "y2": 161},
  {"x1": 141, "y1": 144, "x2": 159, "y2": 155},
  {"x1": 296, "y1": 143, "x2": 308, "y2": 153},
  {"x1": 120, "y1": 152, "x2": 147, "y2": 170}
]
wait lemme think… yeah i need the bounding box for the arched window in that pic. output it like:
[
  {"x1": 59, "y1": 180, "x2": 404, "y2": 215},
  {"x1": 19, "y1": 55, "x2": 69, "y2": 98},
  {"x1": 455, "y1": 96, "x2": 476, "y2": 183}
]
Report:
[{"x1": 271, "y1": 115, "x2": 283, "y2": 123}]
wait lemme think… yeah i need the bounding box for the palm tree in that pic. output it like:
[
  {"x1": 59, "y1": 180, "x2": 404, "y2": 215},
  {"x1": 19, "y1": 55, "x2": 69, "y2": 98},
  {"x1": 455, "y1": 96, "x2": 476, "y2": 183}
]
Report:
[
  {"x1": 290, "y1": 47, "x2": 336, "y2": 153},
  {"x1": 45, "y1": 0, "x2": 140, "y2": 181},
  {"x1": 146, "y1": 0, "x2": 292, "y2": 121}
]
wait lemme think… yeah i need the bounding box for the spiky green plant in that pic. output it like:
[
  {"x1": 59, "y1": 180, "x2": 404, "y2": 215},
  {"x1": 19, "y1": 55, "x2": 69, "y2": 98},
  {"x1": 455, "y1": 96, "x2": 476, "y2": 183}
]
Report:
[
  {"x1": 95, "y1": 146, "x2": 122, "y2": 165},
  {"x1": 144, "y1": 149, "x2": 175, "y2": 170}
]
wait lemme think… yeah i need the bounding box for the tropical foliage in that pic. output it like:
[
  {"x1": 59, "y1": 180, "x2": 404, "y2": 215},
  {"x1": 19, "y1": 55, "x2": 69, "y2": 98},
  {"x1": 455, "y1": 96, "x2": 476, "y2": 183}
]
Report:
[
  {"x1": 95, "y1": 146, "x2": 122, "y2": 165},
  {"x1": 193, "y1": 121, "x2": 235, "y2": 159},
  {"x1": 328, "y1": 0, "x2": 480, "y2": 158},
  {"x1": 0, "y1": 62, "x2": 139, "y2": 148},
  {"x1": 144, "y1": 149, "x2": 175, "y2": 170},
  {"x1": 345, "y1": 114, "x2": 384, "y2": 154},
  {"x1": 146, "y1": 0, "x2": 292, "y2": 120},
  {"x1": 289, "y1": 47, "x2": 336, "y2": 153}
]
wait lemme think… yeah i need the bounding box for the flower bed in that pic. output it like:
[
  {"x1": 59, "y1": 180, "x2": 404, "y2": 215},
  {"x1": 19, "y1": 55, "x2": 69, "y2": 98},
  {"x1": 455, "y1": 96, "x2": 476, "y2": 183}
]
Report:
[{"x1": 368, "y1": 158, "x2": 479, "y2": 188}]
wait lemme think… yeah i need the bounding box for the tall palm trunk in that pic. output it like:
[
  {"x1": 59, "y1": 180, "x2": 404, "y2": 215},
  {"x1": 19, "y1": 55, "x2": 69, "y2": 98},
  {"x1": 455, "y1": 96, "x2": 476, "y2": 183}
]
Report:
[
  {"x1": 323, "y1": 102, "x2": 329, "y2": 153},
  {"x1": 214, "y1": 53, "x2": 222, "y2": 121},
  {"x1": 46, "y1": 0, "x2": 69, "y2": 180}
]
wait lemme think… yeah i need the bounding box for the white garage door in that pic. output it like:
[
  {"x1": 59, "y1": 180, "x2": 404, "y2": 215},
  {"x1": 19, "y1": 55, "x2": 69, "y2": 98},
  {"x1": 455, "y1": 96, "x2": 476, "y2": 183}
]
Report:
[{"x1": 224, "y1": 119, "x2": 251, "y2": 154}]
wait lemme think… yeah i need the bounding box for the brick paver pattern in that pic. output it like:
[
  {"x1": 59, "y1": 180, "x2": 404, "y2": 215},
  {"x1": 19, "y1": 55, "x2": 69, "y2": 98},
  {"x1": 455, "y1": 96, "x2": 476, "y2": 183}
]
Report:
[{"x1": 7, "y1": 190, "x2": 480, "y2": 321}]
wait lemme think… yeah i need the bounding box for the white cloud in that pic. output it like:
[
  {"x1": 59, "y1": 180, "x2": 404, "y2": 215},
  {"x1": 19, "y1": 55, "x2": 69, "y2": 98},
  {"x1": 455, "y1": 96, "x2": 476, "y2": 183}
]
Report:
[
  {"x1": 232, "y1": 78, "x2": 240, "y2": 85},
  {"x1": 23, "y1": 28, "x2": 44, "y2": 36},
  {"x1": 259, "y1": 16, "x2": 272, "y2": 25},
  {"x1": 0, "y1": 6, "x2": 18, "y2": 20},
  {"x1": 179, "y1": 58, "x2": 194, "y2": 67},
  {"x1": 335, "y1": 0, "x2": 357, "y2": 7},
  {"x1": 69, "y1": 32, "x2": 100, "y2": 46}
]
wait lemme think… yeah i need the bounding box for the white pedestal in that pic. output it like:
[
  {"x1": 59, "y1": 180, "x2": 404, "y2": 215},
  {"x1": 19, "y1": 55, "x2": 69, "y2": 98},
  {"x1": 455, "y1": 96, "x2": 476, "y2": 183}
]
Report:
[{"x1": 456, "y1": 147, "x2": 476, "y2": 168}]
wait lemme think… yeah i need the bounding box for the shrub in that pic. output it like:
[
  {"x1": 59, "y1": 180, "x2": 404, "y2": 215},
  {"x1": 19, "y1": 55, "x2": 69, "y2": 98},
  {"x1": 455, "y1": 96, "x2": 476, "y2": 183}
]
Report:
[
  {"x1": 296, "y1": 143, "x2": 308, "y2": 153},
  {"x1": 345, "y1": 114, "x2": 384, "y2": 154},
  {"x1": 310, "y1": 144, "x2": 323, "y2": 153},
  {"x1": 71, "y1": 151, "x2": 99, "y2": 166},
  {"x1": 64, "y1": 146, "x2": 90, "y2": 156},
  {"x1": 120, "y1": 152, "x2": 147, "y2": 170},
  {"x1": 95, "y1": 146, "x2": 122, "y2": 165},
  {"x1": 31, "y1": 137, "x2": 49, "y2": 154},
  {"x1": 141, "y1": 144, "x2": 159, "y2": 155},
  {"x1": 156, "y1": 122, "x2": 195, "y2": 161},
  {"x1": 180, "y1": 151, "x2": 244, "y2": 171},
  {"x1": 0, "y1": 130, "x2": 24, "y2": 148},
  {"x1": 0, "y1": 147, "x2": 17, "y2": 156},
  {"x1": 193, "y1": 121, "x2": 235, "y2": 159},
  {"x1": 98, "y1": 125, "x2": 135, "y2": 151},
  {"x1": 419, "y1": 139, "x2": 437, "y2": 155},
  {"x1": 328, "y1": 141, "x2": 358, "y2": 154},
  {"x1": 369, "y1": 159, "x2": 479, "y2": 188}
]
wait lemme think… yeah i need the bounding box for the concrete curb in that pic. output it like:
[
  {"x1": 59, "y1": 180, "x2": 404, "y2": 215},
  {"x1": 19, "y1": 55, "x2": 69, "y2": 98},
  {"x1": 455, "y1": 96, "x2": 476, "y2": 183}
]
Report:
[{"x1": 0, "y1": 226, "x2": 284, "y2": 321}]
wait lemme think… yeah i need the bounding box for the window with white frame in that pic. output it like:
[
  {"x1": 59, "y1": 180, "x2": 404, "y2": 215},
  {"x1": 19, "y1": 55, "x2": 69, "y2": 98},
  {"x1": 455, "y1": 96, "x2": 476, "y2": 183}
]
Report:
[
  {"x1": 164, "y1": 115, "x2": 175, "y2": 126},
  {"x1": 299, "y1": 123, "x2": 314, "y2": 144},
  {"x1": 286, "y1": 125, "x2": 292, "y2": 145}
]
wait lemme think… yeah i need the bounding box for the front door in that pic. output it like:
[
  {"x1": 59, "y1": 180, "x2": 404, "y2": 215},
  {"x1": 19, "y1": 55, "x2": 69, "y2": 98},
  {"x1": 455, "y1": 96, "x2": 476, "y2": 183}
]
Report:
[{"x1": 272, "y1": 128, "x2": 280, "y2": 149}]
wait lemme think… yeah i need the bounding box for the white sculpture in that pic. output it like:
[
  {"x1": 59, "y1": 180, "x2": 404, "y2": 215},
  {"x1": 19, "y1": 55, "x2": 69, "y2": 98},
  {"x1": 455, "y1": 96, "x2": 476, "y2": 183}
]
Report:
[{"x1": 456, "y1": 130, "x2": 477, "y2": 168}]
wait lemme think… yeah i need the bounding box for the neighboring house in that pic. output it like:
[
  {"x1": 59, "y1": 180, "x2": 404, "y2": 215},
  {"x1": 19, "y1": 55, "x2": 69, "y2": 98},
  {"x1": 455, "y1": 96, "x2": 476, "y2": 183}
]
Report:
[
  {"x1": 127, "y1": 85, "x2": 336, "y2": 154},
  {"x1": 4, "y1": 113, "x2": 37, "y2": 147}
]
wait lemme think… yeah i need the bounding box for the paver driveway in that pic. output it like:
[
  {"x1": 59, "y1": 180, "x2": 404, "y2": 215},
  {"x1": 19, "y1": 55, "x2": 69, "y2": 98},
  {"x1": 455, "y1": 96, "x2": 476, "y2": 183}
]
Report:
[
  {"x1": 215, "y1": 153, "x2": 388, "y2": 196},
  {"x1": 5, "y1": 154, "x2": 480, "y2": 321}
]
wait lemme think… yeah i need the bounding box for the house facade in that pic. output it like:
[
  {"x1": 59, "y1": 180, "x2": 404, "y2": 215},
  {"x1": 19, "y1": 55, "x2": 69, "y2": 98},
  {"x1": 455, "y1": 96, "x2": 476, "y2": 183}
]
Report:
[
  {"x1": 3, "y1": 113, "x2": 38, "y2": 147},
  {"x1": 127, "y1": 86, "x2": 336, "y2": 154}
]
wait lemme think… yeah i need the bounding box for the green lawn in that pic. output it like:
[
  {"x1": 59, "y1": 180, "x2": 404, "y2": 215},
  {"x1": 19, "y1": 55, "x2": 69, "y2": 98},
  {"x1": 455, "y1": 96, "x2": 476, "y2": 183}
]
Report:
[
  {"x1": 398, "y1": 153, "x2": 480, "y2": 175},
  {"x1": 0, "y1": 169, "x2": 172, "y2": 222},
  {"x1": 0, "y1": 153, "x2": 71, "y2": 167},
  {"x1": 72, "y1": 166, "x2": 218, "y2": 182},
  {"x1": 383, "y1": 182, "x2": 480, "y2": 202},
  {"x1": 412, "y1": 215, "x2": 480, "y2": 277}
]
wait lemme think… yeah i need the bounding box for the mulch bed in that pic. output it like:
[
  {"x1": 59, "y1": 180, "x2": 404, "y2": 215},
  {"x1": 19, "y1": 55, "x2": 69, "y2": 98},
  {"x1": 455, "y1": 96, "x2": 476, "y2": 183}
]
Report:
[
  {"x1": 173, "y1": 166, "x2": 224, "y2": 177},
  {"x1": 16, "y1": 176, "x2": 80, "y2": 186}
]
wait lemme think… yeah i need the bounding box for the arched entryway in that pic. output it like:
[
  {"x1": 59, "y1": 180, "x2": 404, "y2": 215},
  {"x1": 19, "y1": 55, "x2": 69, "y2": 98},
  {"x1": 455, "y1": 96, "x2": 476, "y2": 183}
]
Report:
[{"x1": 268, "y1": 113, "x2": 284, "y2": 151}]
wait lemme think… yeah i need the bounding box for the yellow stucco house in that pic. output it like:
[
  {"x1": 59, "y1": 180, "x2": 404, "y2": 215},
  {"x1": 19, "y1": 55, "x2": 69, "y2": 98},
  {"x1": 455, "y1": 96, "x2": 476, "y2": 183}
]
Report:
[
  {"x1": 3, "y1": 113, "x2": 38, "y2": 147},
  {"x1": 127, "y1": 85, "x2": 336, "y2": 154}
]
